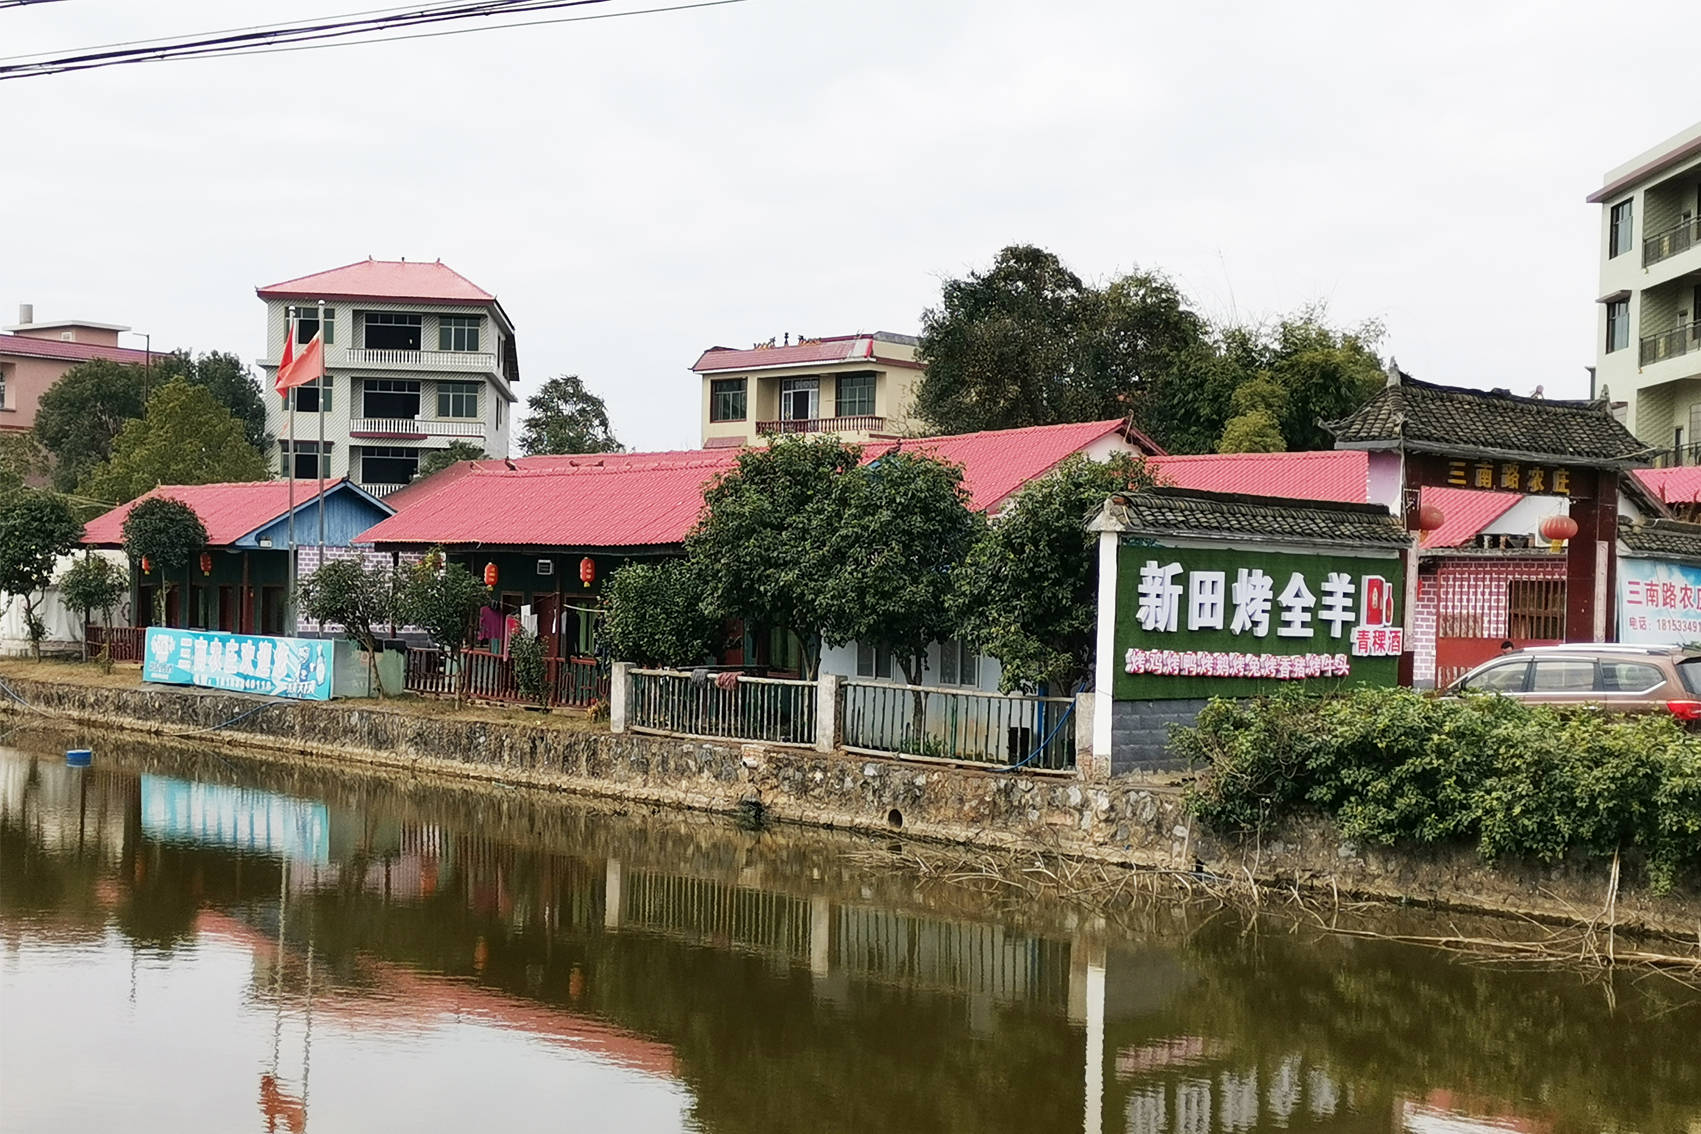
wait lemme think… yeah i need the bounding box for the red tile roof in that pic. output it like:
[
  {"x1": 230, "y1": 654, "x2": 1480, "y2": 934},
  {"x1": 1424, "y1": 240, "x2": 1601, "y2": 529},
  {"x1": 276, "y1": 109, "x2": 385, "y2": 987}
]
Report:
[
  {"x1": 357, "y1": 421, "x2": 1141, "y2": 548},
  {"x1": 1634, "y1": 467, "x2": 1701, "y2": 505},
  {"x1": 692, "y1": 335, "x2": 911, "y2": 372},
  {"x1": 0, "y1": 333, "x2": 164, "y2": 367},
  {"x1": 256, "y1": 259, "x2": 494, "y2": 304},
  {"x1": 1150, "y1": 450, "x2": 1371, "y2": 502},
  {"x1": 1419, "y1": 487, "x2": 1521, "y2": 548},
  {"x1": 82, "y1": 480, "x2": 354, "y2": 547}
]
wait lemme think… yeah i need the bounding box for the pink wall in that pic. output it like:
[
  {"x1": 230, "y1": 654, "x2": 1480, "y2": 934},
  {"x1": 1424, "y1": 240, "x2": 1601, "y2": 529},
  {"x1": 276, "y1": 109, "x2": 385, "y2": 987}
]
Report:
[
  {"x1": 0, "y1": 355, "x2": 76, "y2": 431},
  {"x1": 1412, "y1": 557, "x2": 1568, "y2": 687}
]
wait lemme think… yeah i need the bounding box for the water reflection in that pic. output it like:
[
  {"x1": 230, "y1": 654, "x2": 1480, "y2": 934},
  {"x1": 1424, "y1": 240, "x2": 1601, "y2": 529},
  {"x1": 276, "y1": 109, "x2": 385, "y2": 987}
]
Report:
[{"x1": 3, "y1": 742, "x2": 1700, "y2": 1134}]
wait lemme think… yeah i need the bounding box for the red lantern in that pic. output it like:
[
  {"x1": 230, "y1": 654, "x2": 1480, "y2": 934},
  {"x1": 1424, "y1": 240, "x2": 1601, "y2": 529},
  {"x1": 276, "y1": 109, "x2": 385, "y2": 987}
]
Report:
[
  {"x1": 579, "y1": 556, "x2": 596, "y2": 588},
  {"x1": 1416, "y1": 504, "x2": 1445, "y2": 532},
  {"x1": 483, "y1": 562, "x2": 498, "y2": 587},
  {"x1": 1540, "y1": 514, "x2": 1579, "y2": 546},
  {"x1": 140, "y1": 556, "x2": 152, "y2": 574},
  {"x1": 199, "y1": 552, "x2": 213, "y2": 576}
]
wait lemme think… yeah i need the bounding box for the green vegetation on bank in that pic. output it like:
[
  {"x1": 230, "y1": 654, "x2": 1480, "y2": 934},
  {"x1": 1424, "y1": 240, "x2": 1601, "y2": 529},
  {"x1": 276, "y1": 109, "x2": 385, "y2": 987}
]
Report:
[{"x1": 1176, "y1": 687, "x2": 1701, "y2": 892}]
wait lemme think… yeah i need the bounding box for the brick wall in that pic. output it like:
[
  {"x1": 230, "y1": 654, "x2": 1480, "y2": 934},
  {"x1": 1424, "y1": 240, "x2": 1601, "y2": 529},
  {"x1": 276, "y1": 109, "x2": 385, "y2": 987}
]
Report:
[{"x1": 1411, "y1": 556, "x2": 1566, "y2": 687}]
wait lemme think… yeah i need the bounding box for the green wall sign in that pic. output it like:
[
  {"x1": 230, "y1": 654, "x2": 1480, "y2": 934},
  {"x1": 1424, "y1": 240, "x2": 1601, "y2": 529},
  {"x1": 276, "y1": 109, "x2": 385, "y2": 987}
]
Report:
[{"x1": 1113, "y1": 540, "x2": 1405, "y2": 700}]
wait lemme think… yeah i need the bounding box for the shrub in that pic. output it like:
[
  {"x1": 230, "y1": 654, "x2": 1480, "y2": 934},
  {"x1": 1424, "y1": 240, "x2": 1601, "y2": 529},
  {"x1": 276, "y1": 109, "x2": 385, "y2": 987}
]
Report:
[
  {"x1": 1178, "y1": 687, "x2": 1701, "y2": 893},
  {"x1": 510, "y1": 629, "x2": 548, "y2": 705}
]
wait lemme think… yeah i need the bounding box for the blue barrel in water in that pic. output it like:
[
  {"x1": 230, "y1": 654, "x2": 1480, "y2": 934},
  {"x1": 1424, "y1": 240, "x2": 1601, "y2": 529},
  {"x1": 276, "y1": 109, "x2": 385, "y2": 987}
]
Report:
[{"x1": 65, "y1": 749, "x2": 92, "y2": 767}]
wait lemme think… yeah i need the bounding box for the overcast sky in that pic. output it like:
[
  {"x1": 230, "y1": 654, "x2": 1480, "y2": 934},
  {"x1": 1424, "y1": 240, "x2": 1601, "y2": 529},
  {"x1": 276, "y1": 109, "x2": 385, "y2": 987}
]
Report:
[{"x1": 5, "y1": 0, "x2": 1696, "y2": 453}]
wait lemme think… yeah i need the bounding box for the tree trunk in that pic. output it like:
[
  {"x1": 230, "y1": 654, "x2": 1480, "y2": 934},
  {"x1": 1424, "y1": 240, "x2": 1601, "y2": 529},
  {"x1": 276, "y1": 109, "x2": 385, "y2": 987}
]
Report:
[{"x1": 898, "y1": 653, "x2": 927, "y2": 755}]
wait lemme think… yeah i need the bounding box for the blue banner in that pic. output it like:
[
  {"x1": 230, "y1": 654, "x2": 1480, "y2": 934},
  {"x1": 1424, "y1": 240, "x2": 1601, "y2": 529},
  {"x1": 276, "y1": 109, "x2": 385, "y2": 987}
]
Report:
[
  {"x1": 1618, "y1": 558, "x2": 1701, "y2": 645},
  {"x1": 143, "y1": 627, "x2": 333, "y2": 700}
]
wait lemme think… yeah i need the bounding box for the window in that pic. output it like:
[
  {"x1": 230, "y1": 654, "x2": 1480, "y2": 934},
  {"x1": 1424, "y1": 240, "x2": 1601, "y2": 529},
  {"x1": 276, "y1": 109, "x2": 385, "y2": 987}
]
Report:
[
  {"x1": 1530, "y1": 658, "x2": 1596, "y2": 692},
  {"x1": 438, "y1": 315, "x2": 481, "y2": 352},
  {"x1": 437, "y1": 381, "x2": 479, "y2": 419},
  {"x1": 0, "y1": 366, "x2": 8, "y2": 410},
  {"x1": 1609, "y1": 198, "x2": 1634, "y2": 258},
  {"x1": 289, "y1": 376, "x2": 331, "y2": 414},
  {"x1": 1600, "y1": 660, "x2": 1664, "y2": 693},
  {"x1": 1462, "y1": 661, "x2": 1528, "y2": 694},
  {"x1": 279, "y1": 440, "x2": 330, "y2": 479},
  {"x1": 292, "y1": 306, "x2": 336, "y2": 345},
  {"x1": 1507, "y1": 579, "x2": 1566, "y2": 639},
  {"x1": 360, "y1": 446, "x2": 419, "y2": 485},
  {"x1": 835, "y1": 372, "x2": 876, "y2": 418},
  {"x1": 362, "y1": 379, "x2": 421, "y2": 419},
  {"x1": 710, "y1": 378, "x2": 747, "y2": 422},
  {"x1": 1679, "y1": 658, "x2": 1701, "y2": 695},
  {"x1": 856, "y1": 641, "x2": 894, "y2": 680},
  {"x1": 937, "y1": 639, "x2": 979, "y2": 686},
  {"x1": 1605, "y1": 299, "x2": 1629, "y2": 353},
  {"x1": 780, "y1": 378, "x2": 819, "y2": 422},
  {"x1": 362, "y1": 311, "x2": 423, "y2": 351}
]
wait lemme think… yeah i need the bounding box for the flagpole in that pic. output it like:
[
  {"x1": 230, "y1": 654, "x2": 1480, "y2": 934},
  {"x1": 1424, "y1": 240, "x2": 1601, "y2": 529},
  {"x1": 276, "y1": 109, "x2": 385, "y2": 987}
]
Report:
[
  {"x1": 286, "y1": 305, "x2": 297, "y2": 636},
  {"x1": 315, "y1": 298, "x2": 327, "y2": 569}
]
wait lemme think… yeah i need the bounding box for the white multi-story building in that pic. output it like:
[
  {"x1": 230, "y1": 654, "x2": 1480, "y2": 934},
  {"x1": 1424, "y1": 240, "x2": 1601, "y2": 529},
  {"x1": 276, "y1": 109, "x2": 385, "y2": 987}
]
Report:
[
  {"x1": 256, "y1": 258, "x2": 519, "y2": 496},
  {"x1": 1591, "y1": 121, "x2": 1701, "y2": 463}
]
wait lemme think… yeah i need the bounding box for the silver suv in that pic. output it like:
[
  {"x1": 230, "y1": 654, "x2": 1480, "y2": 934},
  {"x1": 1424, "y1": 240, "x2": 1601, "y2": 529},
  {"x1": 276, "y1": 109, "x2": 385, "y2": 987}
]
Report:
[{"x1": 1449, "y1": 644, "x2": 1701, "y2": 725}]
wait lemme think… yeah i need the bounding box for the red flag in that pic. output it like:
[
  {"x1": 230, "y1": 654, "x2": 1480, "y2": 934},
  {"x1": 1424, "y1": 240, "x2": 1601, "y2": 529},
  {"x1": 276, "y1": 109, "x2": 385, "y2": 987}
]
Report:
[
  {"x1": 273, "y1": 325, "x2": 297, "y2": 394},
  {"x1": 275, "y1": 329, "x2": 323, "y2": 394}
]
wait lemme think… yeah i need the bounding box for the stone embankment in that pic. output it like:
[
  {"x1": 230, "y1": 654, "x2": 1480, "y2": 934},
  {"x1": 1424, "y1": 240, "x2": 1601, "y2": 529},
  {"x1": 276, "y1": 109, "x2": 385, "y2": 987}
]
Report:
[{"x1": 3, "y1": 670, "x2": 1696, "y2": 938}]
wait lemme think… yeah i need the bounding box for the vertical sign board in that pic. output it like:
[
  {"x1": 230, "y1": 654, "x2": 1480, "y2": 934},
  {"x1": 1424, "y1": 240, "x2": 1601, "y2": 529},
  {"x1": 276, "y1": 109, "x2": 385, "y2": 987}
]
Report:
[
  {"x1": 143, "y1": 627, "x2": 333, "y2": 701},
  {"x1": 1618, "y1": 558, "x2": 1701, "y2": 644},
  {"x1": 1113, "y1": 541, "x2": 1405, "y2": 699}
]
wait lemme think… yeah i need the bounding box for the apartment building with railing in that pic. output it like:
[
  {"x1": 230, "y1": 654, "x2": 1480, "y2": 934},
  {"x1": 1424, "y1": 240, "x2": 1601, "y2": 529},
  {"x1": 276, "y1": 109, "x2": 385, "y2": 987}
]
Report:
[
  {"x1": 1592, "y1": 121, "x2": 1701, "y2": 466},
  {"x1": 256, "y1": 259, "x2": 518, "y2": 496},
  {"x1": 692, "y1": 332, "x2": 925, "y2": 447}
]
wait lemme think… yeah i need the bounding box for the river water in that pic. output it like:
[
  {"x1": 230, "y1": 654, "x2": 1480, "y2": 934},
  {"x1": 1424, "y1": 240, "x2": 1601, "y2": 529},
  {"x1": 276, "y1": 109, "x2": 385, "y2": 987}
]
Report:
[{"x1": 2, "y1": 738, "x2": 1698, "y2": 1134}]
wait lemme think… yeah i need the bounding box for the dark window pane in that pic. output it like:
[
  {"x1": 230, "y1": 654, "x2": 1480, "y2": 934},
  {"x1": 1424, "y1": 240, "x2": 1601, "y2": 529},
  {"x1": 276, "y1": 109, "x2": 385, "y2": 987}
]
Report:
[
  {"x1": 835, "y1": 372, "x2": 875, "y2": 418},
  {"x1": 710, "y1": 378, "x2": 747, "y2": 422}
]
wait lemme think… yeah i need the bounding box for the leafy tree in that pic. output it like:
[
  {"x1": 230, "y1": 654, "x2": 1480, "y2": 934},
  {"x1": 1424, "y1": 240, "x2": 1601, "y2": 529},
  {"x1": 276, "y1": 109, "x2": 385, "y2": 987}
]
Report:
[
  {"x1": 0, "y1": 489, "x2": 84, "y2": 659},
  {"x1": 509, "y1": 629, "x2": 548, "y2": 704},
  {"x1": 415, "y1": 441, "x2": 488, "y2": 483},
  {"x1": 159, "y1": 351, "x2": 271, "y2": 451},
  {"x1": 397, "y1": 551, "x2": 490, "y2": 679},
  {"x1": 914, "y1": 244, "x2": 1204, "y2": 433},
  {"x1": 952, "y1": 454, "x2": 1154, "y2": 692},
  {"x1": 120, "y1": 496, "x2": 207, "y2": 624},
  {"x1": 0, "y1": 434, "x2": 50, "y2": 496},
  {"x1": 1217, "y1": 409, "x2": 1286, "y2": 453},
  {"x1": 687, "y1": 437, "x2": 860, "y2": 678},
  {"x1": 1259, "y1": 309, "x2": 1386, "y2": 451},
  {"x1": 602, "y1": 559, "x2": 721, "y2": 667},
  {"x1": 79, "y1": 378, "x2": 270, "y2": 506},
  {"x1": 60, "y1": 555, "x2": 128, "y2": 661},
  {"x1": 33, "y1": 359, "x2": 147, "y2": 491},
  {"x1": 297, "y1": 557, "x2": 399, "y2": 696},
  {"x1": 518, "y1": 374, "x2": 623, "y2": 456}
]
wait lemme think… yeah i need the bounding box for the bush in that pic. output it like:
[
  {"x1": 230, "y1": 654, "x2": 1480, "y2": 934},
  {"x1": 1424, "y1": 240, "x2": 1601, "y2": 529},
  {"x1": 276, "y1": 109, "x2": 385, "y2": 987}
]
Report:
[
  {"x1": 510, "y1": 629, "x2": 548, "y2": 705},
  {"x1": 1178, "y1": 687, "x2": 1701, "y2": 892}
]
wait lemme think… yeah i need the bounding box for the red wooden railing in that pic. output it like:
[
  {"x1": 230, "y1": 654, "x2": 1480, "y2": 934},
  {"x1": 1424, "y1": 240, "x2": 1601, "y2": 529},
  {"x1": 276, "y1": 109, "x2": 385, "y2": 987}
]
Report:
[
  {"x1": 404, "y1": 646, "x2": 609, "y2": 709},
  {"x1": 85, "y1": 625, "x2": 144, "y2": 662}
]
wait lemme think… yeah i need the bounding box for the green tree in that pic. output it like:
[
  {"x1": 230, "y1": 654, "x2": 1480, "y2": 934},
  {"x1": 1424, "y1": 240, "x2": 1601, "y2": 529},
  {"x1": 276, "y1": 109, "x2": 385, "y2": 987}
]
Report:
[
  {"x1": 0, "y1": 489, "x2": 84, "y2": 659},
  {"x1": 415, "y1": 441, "x2": 488, "y2": 483},
  {"x1": 518, "y1": 374, "x2": 623, "y2": 456},
  {"x1": 1217, "y1": 409, "x2": 1286, "y2": 453},
  {"x1": 0, "y1": 434, "x2": 50, "y2": 496},
  {"x1": 687, "y1": 436, "x2": 860, "y2": 678},
  {"x1": 59, "y1": 555, "x2": 128, "y2": 661},
  {"x1": 397, "y1": 551, "x2": 491, "y2": 682},
  {"x1": 160, "y1": 351, "x2": 271, "y2": 452},
  {"x1": 120, "y1": 496, "x2": 207, "y2": 624},
  {"x1": 297, "y1": 557, "x2": 399, "y2": 696},
  {"x1": 79, "y1": 378, "x2": 270, "y2": 506},
  {"x1": 33, "y1": 359, "x2": 146, "y2": 491},
  {"x1": 914, "y1": 244, "x2": 1205, "y2": 433},
  {"x1": 952, "y1": 454, "x2": 1154, "y2": 692},
  {"x1": 602, "y1": 559, "x2": 721, "y2": 668},
  {"x1": 1261, "y1": 309, "x2": 1386, "y2": 451},
  {"x1": 509, "y1": 629, "x2": 548, "y2": 705}
]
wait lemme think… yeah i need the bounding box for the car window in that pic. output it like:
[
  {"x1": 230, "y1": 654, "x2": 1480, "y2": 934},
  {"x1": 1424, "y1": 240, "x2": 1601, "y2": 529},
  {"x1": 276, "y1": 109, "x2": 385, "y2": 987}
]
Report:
[
  {"x1": 1599, "y1": 660, "x2": 1666, "y2": 693},
  {"x1": 1462, "y1": 661, "x2": 1528, "y2": 694},
  {"x1": 1530, "y1": 659, "x2": 1596, "y2": 693},
  {"x1": 1679, "y1": 658, "x2": 1701, "y2": 696}
]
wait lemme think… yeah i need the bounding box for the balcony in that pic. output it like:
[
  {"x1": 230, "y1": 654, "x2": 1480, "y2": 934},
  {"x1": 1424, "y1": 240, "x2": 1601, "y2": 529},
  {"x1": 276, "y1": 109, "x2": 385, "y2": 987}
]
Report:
[
  {"x1": 350, "y1": 417, "x2": 487, "y2": 440},
  {"x1": 361, "y1": 481, "x2": 407, "y2": 498},
  {"x1": 756, "y1": 414, "x2": 889, "y2": 436},
  {"x1": 1639, "y1": 321, "x2": 1701, "y2": 367},
  {"x1": 342, "y1": 347, "x2": 499, "y2": 374},
  {"x1": 1643, "y1": 217, "x2": 1701, "y2": 268}
]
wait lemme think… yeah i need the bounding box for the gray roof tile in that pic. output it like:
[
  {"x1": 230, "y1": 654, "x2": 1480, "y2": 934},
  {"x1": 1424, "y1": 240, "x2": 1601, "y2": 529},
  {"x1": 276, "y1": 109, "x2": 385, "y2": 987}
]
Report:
[
  {"x1": 1102, "y1": 487, "x2": 1410, "y2": 547},
  {"x1": 1621, "y1": 519, "x2": 1701, "y2": 561}
]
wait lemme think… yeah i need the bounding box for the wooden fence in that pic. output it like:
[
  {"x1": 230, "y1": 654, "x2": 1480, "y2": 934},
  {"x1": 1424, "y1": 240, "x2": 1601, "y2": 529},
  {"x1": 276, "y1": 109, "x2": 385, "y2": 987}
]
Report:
[
  {"x1": 840, "y1": 680, "x2": 1077, "y2": 771},
  {"x1": 404, "y1": 646, "x2": 609, "y2": 709},
  {"x1": 625, "y1": 668, "x2": 818, "y2": 746},
  {"x1": 85, "y1": 624, "x2": 144, "y2": 662}
]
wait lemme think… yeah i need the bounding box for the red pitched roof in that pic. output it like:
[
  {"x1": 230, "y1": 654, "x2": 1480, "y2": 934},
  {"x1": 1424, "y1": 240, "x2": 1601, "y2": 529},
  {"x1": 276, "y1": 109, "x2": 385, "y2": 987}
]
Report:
[
  {"x1": 1634, "y1": 467, "x2": 1701, "y2": 505},
  {"x1": 82, "y1": 480, "x2": 354, "y2": 547},
  {"x1": 1419, "y1": 487, "x2": 1521, "y2": 548},
  {"x1": 1150, "y1": 450, "x2": 1371, "y2": 502},
  {"x1": 256, "y1": 259, "x2": 494, "y2": 304},
  {"x1": 0, "y1": 333, "x2": 163, "y2": 367},
  {"x1": 357, "y1": 422, "x2": 1141, "y2": 548},
  {"x1": 692, "y1": 335, "x2": 917, "y2": 372}
]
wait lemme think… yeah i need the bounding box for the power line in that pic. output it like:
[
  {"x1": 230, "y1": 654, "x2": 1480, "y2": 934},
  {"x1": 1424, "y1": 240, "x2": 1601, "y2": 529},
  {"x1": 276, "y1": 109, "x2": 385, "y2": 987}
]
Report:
[
  {"x1": 1, "y1": 0, "x2": 738, "y2": 79},
  {"x1": 0, "y1": 0, "x2": 71, "y2": 8}
]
